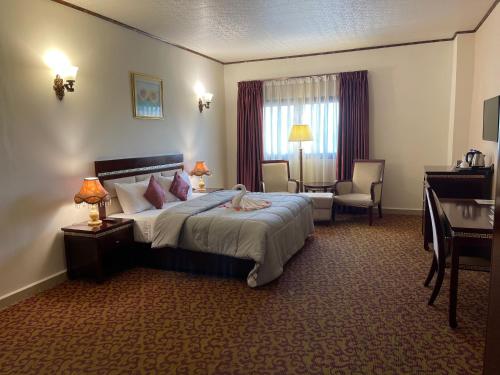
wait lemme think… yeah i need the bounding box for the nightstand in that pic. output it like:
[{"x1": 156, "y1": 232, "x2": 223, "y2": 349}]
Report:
[
  {"x1": 194, "y1": 188, "x2": 224, "y2": 193},
  {"x1": 61, "y1": 218, "x2": 134, "y2": 282}
]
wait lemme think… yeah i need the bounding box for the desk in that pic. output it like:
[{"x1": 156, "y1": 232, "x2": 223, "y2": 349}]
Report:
[
  {"x1": 423, "y1": 166, "x2": 493, "y2": 250},
  {"x1": 439, "y1": 198, "x2": 493, "y2": 328}
]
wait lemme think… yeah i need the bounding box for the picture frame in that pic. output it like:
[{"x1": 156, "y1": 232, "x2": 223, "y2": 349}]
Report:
[{"x1": 130, "y1": 72, "x2": 164, "y2": 119}]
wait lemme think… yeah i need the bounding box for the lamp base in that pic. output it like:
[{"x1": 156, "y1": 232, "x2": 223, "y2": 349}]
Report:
[
  {"x1": 299, "y1": 146, "x2": 304, "y2": 192},
  {"x1": 88, "y1": 205, "x2": 102, "y2": 226},
  {"x1": 88, "y1": 219, "x2": 103, "y2": 226},
  {"x1": 198, "y1": 176, "x2": 206, "y2": 191}
]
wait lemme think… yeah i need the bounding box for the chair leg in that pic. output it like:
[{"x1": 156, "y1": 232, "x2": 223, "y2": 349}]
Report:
[
  {"x1": 378, "y1": 203, "x2": 382, "y2": 218},
  {"x1": 368, "y1": 206, "x2": 373, "y2": 226},
  {"x1": 428, "y1": 262, "x2": 445, "y2": 305},
  {"x1": 424, "y1": 255, "x2": 437, "y2": 287}
]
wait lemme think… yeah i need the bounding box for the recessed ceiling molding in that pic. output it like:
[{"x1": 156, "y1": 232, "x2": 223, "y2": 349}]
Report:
[
  {"x1": 50, "y1": 0, "x2": 224, "y2": 65},
  {"x1": 50, "y1": 0, "x2": 499, "y2": 66},
  {"x1": 474, "y1": 0, "x2": 500, "y2": 31},
  {"x1": 225, "y1": 37, "x2": 464, "y2": 65}
]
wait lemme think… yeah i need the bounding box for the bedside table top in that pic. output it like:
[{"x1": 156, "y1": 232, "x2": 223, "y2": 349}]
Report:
[
  {"x1": 62, "y1": 218, "x2": 134, "y2": 235},
  {"x1": 194, "y1": 187, "x2": 224, "y2": 193}
]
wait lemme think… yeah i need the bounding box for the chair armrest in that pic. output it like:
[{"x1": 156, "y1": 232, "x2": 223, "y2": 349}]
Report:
[
  {"x1": 334, "y1": 180, "x2": 353, "y2": 195},
  {"x1": 288, "y1": 179, "x2": 299, "y2": 193},
  {"x1": 370, "y1": 181, "x2": 383, "y2": 203}
]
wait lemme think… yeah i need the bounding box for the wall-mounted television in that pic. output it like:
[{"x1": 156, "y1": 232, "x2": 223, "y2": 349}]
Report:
[{"x1": 483, "y1": 95, "x2": 500, "y2": 142}]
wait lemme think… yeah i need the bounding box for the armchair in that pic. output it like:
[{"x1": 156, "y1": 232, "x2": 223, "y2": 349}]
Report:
[
  {"x1": 332, "y1": 159, "x2": 385, "y2": 225},
  {"x1": 261, "y1": 160, "x2": 299, "y2": 193}
]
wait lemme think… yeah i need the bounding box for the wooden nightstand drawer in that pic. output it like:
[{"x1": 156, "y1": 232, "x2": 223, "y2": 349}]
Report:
[
  {"x1": 98, "y1": 226, "x2": 134, "y2": 274},
  {"x1": 99, "y1": 226, "x2": 133, "y2": 252}
]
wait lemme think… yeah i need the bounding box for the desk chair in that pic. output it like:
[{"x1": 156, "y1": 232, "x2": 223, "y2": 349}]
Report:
[{"x1": 423, "y1": 186, "x2": 450, "y2": 305}]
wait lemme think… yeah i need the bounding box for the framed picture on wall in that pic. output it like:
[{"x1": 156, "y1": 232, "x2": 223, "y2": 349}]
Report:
[{"x1": 130, "y1": 72, "x2": 164, "y2": 119}]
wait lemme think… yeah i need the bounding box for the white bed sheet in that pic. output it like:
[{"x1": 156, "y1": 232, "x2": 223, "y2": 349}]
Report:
[{"x1": 110, "y1": 193, "x2": 206, "y2": 243}]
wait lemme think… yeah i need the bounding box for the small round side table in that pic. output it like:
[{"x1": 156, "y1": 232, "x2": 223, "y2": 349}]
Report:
[{"x1": 303, "y1": 181, "x2": 337, "y2": 193}]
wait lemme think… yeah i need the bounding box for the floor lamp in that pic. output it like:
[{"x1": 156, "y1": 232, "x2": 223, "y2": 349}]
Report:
[{"x1": 288, "y1": 124, "x2": 313, "y2": 192}]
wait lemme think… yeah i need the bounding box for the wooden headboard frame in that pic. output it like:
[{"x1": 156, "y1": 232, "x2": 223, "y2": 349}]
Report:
[{"x1": 94, "y1": 153, "x2": 184, "y2": 218}]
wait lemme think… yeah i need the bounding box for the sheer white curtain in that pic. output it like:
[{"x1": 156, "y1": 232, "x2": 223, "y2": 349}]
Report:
[{"x1": 263, "y1": 74, "x2": 339, "y2": 183}]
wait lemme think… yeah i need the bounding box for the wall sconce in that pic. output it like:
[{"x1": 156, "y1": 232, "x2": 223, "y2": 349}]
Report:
[
  {"x1": 43, "y1": 50, "x2": 78, "y2": 100},
  {"x1": 53, "y1": 66, "x2": 78, "y2": 100},
  {"x1": 198, "y1": 92, "x2": 213, "y2": 112}
]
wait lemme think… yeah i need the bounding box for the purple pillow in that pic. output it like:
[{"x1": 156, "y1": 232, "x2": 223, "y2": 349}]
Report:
[
  {"x1": 143, "y1": 176, "x2": 165, "y2": 209},
  {"x1": 169, "y1": 172, "x2": 190, "y2": 201}
]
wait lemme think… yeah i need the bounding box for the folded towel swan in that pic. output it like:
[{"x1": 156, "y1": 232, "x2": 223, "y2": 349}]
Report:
[{"x1": 224, "y1": 184, "x2": 271, "y2": 211}]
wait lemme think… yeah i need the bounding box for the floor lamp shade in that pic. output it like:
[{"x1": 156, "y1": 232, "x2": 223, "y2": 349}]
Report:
[
  {"x1": 288, "y1": 124, "x2": 313, "y2": 142},
  {"x1": 288, "y1": 124, "x2": 313, "y2": 192}
]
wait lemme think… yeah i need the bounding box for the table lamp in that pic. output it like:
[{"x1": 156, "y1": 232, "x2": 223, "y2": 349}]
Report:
[
  {"x1": 74, "y1": 177, "x2": 110, "y2": 226},
  {"x1": 190, "y1": 161, "x2": 212, "y2": 191},
  {"x1": 288, "y1": 124, "x2": 313, "y2": 192}
]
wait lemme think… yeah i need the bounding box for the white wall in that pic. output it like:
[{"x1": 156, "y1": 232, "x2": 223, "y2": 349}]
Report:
[
  {"x1": 0, "y1": 0, "x2": 226, "y2": 299},
  {"x1": 224, "y1": 43, "x2": 453, "y2": 210},
  {"x1": 467, "y1": 5, "x2": 500, "y2": 165},
  {"x1": 447, "y1": 34, "x2": 475, "y2": 165}
]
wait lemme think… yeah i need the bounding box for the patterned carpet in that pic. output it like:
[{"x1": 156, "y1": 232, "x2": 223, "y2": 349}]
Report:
[{"x1": 0, "y1": 215, "x2": 489, "y2": 374}]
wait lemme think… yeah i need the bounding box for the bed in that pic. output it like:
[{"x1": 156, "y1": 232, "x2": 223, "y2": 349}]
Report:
[{"x1": 95, "y1": 154, "x2": 314, "y2": 287}]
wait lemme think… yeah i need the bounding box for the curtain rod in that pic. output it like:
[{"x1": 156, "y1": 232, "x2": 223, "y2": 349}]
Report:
[{"x1": 238, "y1": 69, "x2": 367, "y2": 83}]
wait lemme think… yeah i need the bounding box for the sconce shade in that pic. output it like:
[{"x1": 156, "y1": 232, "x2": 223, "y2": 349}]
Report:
[
  {"x1": 43, "y1": 50, "x2": 78, "y2": 79},
  {"x1": 203, "y1": 92, "x2": 213, "y2": 103},
  {"x1": 44, "y1": 50, "x2": 70, "y2": 76},
  {"x1": 194, "y1": 82, "x2": 206, "y2": 97},
  {"x1": 190, "y1": 161, "x2": 211, "y2": 176},
  {"x1": 288, "y1": 124, "x2": 313, "y2": 142},
  {"x1": 64, "y1": 66, "x2": 78, "y2": 81},
  {"x1": 74, "y1": 177, "x2": 110, "y2": 205}
]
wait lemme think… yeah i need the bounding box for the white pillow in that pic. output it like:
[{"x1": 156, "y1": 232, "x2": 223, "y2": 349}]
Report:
[
  {"x1": 157, "y1": 176, "x2": 180, "y2": 203},
  {"x1": 103, "y1": 176, "x2": 135, "y2": 198},
  {"x1": 115, "y1": 180, "x2": 153, "y2": 214}
]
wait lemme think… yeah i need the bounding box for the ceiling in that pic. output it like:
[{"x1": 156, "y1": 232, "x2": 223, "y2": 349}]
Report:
[{"x1": 63, "y1": 0, "x2": 494, "y2": 63}]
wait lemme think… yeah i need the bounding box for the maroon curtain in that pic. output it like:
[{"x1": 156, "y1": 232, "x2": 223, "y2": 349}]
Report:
[
  {"x1": 237, "y1": 81, "x2": 264, "y2": 192},
  {"x1": 337, "y1": 70, "x2": 369, "y2": 180}
]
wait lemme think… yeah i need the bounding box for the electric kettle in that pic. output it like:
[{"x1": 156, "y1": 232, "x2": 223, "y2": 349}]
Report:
[
  {"x1": 465, "y1": 149, "x2": 485, "y2": 167},
  {"x1": 465, "y1": 150, "x2": 477, "y2": 165},
  {"x1": 472, "y1": 152, "x2": 486, "y2": 167}
]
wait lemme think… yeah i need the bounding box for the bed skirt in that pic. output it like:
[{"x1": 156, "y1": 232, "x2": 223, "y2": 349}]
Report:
[{"x1": 134, "y1": 243, "x2": 255, "y2": 279}]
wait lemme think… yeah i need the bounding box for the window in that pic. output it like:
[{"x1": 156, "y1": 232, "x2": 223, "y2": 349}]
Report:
[
  {"x1": 263, "y1": 102, "x2": 339, "y2": 160},
  {"x1": 262, "y1": 74, "x2": 339, "y2": 181}
]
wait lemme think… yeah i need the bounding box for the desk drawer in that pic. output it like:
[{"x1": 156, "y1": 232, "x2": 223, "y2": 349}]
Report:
[{"x1": 426, "y1": 175, "x2": 491, "y2": 199}]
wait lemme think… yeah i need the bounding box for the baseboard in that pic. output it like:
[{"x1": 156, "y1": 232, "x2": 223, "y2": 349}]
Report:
[
  {"x1": 383, "y1": 207, "x2": 422, "y2": 215},
  {"x1": 0, "y1": 270, "x2": 67, "y2": 311}
]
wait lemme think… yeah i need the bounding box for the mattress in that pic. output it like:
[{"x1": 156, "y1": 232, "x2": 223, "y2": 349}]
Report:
[{"x1": 110, "y1": 193, "x2": 206, "y2": 242}]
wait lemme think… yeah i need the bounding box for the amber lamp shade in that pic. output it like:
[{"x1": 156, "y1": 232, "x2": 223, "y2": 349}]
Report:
[
  {"x1": 74, "y1": 177, "x2": 110, "y2": 226},
  {"x1": 190, "y1": 161, "x2": 212, "y2": 191}
]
